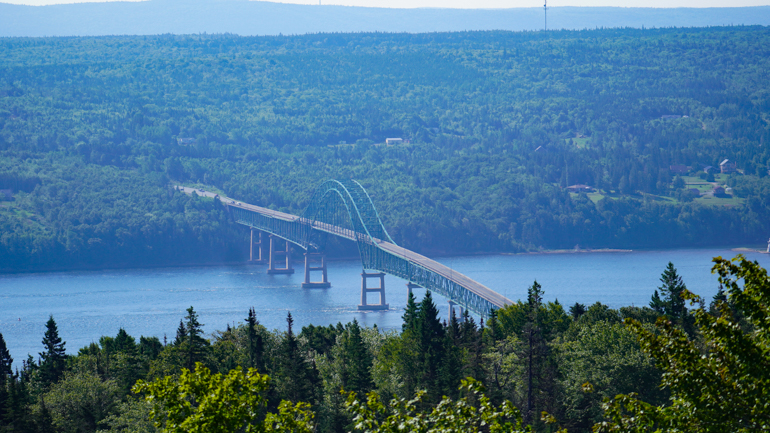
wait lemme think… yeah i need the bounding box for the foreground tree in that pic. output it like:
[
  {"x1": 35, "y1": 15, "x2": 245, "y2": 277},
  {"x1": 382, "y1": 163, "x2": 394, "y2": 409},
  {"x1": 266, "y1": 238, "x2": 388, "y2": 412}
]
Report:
[
  {"x1": 39, "y1": 315, "x2": 67, "y2": 387},
  {"x1": 344, "y1": 377, "x2": 563, "y2": 433},
  {"x1": 133, "y1": 363, "x2": 314, "y2": 433},
  {"x1": 596, "y1": 255, "x2": 770, "y2": 432}
]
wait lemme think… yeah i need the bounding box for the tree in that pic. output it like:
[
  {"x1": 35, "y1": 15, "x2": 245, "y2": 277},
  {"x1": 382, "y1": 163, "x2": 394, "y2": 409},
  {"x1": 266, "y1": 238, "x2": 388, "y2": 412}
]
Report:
[
  {"x1": 39, "y1": 315, "x2": 67, "y2": 386},
  {"x1": 277, "y1": 312, "x2": 319, "y2": 404},
  {"x1": 246, "y1": 307, "x2": 264, "y2": 372},
  {"x1": 339, "y1": 319, "x2": 374, "y2": 396},
  {"x1": 182, "y1": 307, "x2": 208, "y2": 371},
  {"x1": 344, "y1": 377, "x2": 550, "y2": 433},
  {"x1": 134, "y1": 363, "x2": 314, "y2": 433},
  {"x1": 0, "y1": 333, "x2": 12, "y2": 425},
  {"x1": 595, "y1": 256, "x2": 770, "y2": 432},
  {"x1": 41, "y1": 371, "x2": 122, "y2": 432},
  {"x1": 650, "y1": 262, "x2": 693, "y2": 334}
]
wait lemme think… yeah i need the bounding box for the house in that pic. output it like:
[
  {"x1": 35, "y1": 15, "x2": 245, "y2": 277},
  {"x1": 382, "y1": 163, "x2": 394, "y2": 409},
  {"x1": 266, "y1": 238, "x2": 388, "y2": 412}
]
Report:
[
  {"x1": 0, "y1": 189, "x2": 11, "y2": 201},
  {"x1": 688, "y1": 188, "x2": 701, "y2": 197},
  {"x1": 385, "y1": 138, "x2": 403, "y2": 145},
  {"x1": 712, "y1": 185, "x2": 726, "y2": 196},
  {"x1": 567, "y1": 184, "x2": 594, "y2": 193},
  {"x1": 669, "y1": 164, "x2": 688, "y2": 174},
  {"x1": 702, "y1": 166, "x2": 714, "y2": 174},
  {"x1": 720, "y1": 159, "x2": 736, "y2": 174},
  {"x1": 177, "y1": 137, "x2": 196, "y2": 146}
]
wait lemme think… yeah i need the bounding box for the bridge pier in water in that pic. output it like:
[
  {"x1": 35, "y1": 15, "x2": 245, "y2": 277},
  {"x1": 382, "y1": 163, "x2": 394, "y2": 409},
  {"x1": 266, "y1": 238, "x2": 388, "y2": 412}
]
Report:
[
  {"x1": 406, "y1": 282, "x2": 420, "y2": 298},
  {"x1": 301, "y1": 252, "x2": 330, "y2": 288},
  {"x1": 249, "y1": 229, "x2": 267, "y2": 264},
  {"x1": 267, "y1": 235, "x2": 294, "y2": 275},
  {"x1": 358, "y1": 272, "x2": 389, "y2": 310}
]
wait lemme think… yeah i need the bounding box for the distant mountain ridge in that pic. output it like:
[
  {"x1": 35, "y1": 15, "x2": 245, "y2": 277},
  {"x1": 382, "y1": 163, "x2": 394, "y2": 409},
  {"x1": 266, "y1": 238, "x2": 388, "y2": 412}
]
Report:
[{"x1": 1, "y1": 1, "x2": 769, "y2": 37}]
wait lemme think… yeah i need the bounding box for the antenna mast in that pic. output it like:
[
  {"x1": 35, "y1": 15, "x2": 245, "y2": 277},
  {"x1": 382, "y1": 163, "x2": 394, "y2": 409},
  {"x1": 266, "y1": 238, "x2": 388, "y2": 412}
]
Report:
[{"x1": 544, "y1": 0, "x2": 547, "y2": 31}]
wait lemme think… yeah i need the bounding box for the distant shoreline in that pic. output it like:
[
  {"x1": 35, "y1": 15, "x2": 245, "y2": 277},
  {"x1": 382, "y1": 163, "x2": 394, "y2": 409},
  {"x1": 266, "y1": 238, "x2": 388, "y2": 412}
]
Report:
[{"x1": 2, "y1": 245, "x2": 767, "y2": 276}]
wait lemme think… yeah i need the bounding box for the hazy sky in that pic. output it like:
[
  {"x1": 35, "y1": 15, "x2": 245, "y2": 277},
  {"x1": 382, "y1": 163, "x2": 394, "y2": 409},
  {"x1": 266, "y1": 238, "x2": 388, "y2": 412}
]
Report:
[{"x1": 7, "y1": 0, "x2": 770, "y2": 7}]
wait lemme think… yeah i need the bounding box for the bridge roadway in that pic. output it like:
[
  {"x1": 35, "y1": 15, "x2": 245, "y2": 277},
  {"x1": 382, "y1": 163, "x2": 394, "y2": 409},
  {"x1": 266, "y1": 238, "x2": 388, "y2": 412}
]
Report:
[{"x1": 177, "y1": 186, "x2": 512, "y2": 313}]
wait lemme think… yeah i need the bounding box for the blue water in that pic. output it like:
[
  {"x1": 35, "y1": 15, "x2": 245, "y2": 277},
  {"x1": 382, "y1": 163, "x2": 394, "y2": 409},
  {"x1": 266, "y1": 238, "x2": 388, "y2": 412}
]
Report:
[{"x1": 1, "y1": 248, "x2": 767, "y2": 369}]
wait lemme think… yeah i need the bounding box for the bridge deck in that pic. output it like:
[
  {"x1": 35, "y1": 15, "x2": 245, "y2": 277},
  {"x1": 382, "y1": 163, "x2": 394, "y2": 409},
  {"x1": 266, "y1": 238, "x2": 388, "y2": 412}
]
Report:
[{"x1": 177, "y1": 185, "x2": 512, "y2": 309}]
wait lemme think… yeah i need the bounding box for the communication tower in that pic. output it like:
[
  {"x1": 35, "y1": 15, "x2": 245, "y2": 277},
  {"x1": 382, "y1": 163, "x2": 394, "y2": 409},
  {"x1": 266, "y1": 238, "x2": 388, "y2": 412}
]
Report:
[{"x1": 544, "y1": 0, "x2": 548, "y2": 31}]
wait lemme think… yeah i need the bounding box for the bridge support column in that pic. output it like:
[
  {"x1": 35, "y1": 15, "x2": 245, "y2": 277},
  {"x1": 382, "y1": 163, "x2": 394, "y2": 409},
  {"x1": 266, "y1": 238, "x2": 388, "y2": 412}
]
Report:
[
  {"x1": 448, "y1": 300, "x2": 463, "y2": 322},
  {"x1": 358, "y1": 272, "x2": 389, "y2": 310},
  {"x1": 301, "y1": 252, "x2": 330, "y2": 288},
  {"x1": 249, "y1": 229, "x2": 266, "y2": 264},
  {"x1": 267, "y1": 235, "x2": 294, "y2": 275},
  {"x1": 406, "y1": 282, "x2": 421, "y2": 298}
]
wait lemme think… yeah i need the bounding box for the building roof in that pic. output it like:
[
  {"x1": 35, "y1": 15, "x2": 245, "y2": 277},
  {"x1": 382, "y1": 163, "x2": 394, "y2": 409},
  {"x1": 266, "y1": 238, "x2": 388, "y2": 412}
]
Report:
[{"x1": 720, "y1": 159, "x2": 732, "y2": 166}]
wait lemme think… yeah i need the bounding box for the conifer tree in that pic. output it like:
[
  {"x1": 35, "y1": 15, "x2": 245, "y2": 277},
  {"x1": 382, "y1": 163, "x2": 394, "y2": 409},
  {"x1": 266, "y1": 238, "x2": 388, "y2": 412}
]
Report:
[
  {"x1": 246, "y1": 307, "x2": 264, "y2": 371},
  {"x1": 39, "y1": 315, "x2": 67, "y2": 386},
  {"x1": 402, "y1": 290, "x2": 419, "y2": 333},
  {"x1": 278, "y1": 312, "x2": 318, "y2": 404},
  {"x1": 415, "y1": 291, "x2": 446, "y2": 402},
  {"x1": 339, "y1": 319, "x2": 373, "y2": 395},
  {"x1": 0, "y1": 333, "x2": 12, "y2": 425},
  {"x1": 174, "y1": 319, "x2": 187, "y2": 346},
  {"x1": 183, "y1": 306, "x2": 208, "y2": 371}
]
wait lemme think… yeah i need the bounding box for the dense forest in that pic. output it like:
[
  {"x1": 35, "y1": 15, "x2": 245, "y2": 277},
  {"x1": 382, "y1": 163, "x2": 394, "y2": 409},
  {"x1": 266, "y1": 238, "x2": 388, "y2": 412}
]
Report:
[
  {"x1": 0, "y1": 257, "x2": 768, "y2": 432},
  {"x1": 2, "y1": 27, "x2": 770, "y2": 271}
]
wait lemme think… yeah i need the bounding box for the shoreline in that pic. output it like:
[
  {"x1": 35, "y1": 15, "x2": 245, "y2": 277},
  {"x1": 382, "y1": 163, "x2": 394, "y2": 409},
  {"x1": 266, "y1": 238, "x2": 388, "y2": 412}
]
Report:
[{"x1": 1, "y1": 245, "x2": 767, "y2": 276}]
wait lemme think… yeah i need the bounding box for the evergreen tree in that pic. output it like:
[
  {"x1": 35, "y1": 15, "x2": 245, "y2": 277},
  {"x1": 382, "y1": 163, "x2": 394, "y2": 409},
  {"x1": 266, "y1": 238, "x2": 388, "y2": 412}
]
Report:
[
  {"x1": 246, "y1": 307, "x2": 264, "y2": 371},
  {"x1": 651, "y1": 262, "x2": 694, "y2": 334},
  {"x1": 402, "y1": 290, "x2": 419, "y2": 333},
  {"x1": 183, "y1": 306, "x2": 208, "y2": 371},
  {"x1": 174, "y1": 319, "x2": 187, "y2": 346},
  {"x1": 569, "y1": 302, "x2": 587, "y2": 320},
  {"x1": 39, "y1": 315, "x2": 67, "y2": 386},
  {"x1": 0, "y1": 333, "x2": 12, "y2": 425},
  {"x1": 277, "y1": 312, "x2": 318, "y2": 404},
  {"x1": 519, "y1": 281, "x2": 554, "y2": 426},
  {"x1": 339, "y1": 319, "x2": 373, "y2": 395},
  {"x1": 415, "y1": 291, "x2": 446, "y2": 402}
]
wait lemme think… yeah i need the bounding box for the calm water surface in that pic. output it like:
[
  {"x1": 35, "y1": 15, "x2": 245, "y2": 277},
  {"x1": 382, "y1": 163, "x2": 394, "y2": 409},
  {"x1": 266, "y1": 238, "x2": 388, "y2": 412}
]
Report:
[{"x1": 1, "y1": 248, "x2": 767, "y2": 368}]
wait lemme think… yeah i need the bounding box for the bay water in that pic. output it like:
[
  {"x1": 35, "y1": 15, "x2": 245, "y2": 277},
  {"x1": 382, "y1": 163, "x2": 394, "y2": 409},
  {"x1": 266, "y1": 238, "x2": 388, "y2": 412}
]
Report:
[{"x1": 1, "y1": 248, "x2": 767, "y2": 369}]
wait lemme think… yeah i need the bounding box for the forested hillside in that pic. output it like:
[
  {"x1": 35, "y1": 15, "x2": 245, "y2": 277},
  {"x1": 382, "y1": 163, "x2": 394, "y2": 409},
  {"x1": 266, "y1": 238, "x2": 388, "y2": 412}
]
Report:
[{"x1": 2, "y1": 27, "x2": 770, "y2": 271}]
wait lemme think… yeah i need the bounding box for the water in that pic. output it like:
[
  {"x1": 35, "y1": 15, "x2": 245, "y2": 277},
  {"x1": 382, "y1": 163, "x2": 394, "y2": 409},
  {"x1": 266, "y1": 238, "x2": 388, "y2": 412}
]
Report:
[{"x1": 1, "y1": 248, "x2": 767, "y2": 369}]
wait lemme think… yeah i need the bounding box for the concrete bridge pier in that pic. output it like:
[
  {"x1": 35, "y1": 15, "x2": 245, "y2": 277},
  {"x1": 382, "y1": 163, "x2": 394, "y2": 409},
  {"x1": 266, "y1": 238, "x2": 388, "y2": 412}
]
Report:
[
  {"x1": 358, "y1": 272, "x2": 389, "y2": 310},
  {"x1": 448, "y1": 300, "x2": 463, "y2": 322},
  {"x1": 406, "y1": 282, "x2": 421, "y2": 298},
  {"x1": 301, "y1": 252, "x2": 331, "y2": 288},
  {"x1": 267, "y1": 235, "x2": 294, "y2": 275},
  {"x1": 249, "y1": 229, "x2": 267, "y2": 264}
]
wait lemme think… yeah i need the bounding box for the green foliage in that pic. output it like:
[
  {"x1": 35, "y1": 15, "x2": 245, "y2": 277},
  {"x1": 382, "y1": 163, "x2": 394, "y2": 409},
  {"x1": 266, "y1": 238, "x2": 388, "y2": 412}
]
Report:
[
  {"x1": 41, "y1": 371, "x2": 122, "y2": 433},
  {"x1": 345, "y1": 377, "x2": 540, "y2": 433},
  {"x1": 133, "y1": 362, "x2": 314, "y2": 433},
  {"x1": 555, "y1": 321, "x2": 664, "y2": 431},
  {"x1": 39, "y1": 315, "x2": 67, "y2": 387},
  {"x1": 3, "y1": 28, "x2": 770, "y2": 272},
  {"x1": 595, "y1": 255, "x2": 770, "y2": 432}
]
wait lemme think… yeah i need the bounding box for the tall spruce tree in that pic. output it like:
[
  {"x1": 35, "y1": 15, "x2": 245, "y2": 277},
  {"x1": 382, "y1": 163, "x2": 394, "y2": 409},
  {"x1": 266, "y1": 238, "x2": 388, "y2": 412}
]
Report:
[
  {"x1": 278, "y1": 312, "x2": 318, "y2": 404},
  {"x1": 246, "y1": 307, "x2": 264, "y2": 371},
  {"x1": 39, "y1": 315, "x2": 66, "y2": 386},
  {"x1": 339, "y1": 319, "x2": 373, "y2": 395},
  {"x1": 173, "y1": 319, "x2": 187, "y2": 346},
  {"x1": 415, "y1": 291, "x2": 446, "y2": 402},
  {"x1": 183, "y1": 306, "x2": 208, "y2": 371},
  {"x1": 402, "y1": 290, "x2": 419, "y2": 333},
  {"x1": 651, "y1": 262, "x2": 694, "y2": 334}
]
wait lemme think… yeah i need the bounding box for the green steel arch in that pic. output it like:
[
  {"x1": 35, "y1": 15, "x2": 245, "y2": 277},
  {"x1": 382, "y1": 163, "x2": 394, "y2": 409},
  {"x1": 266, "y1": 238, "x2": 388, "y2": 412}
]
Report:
[{"x1": 230, "y1": 179, "x2": 510, "y2": 316}]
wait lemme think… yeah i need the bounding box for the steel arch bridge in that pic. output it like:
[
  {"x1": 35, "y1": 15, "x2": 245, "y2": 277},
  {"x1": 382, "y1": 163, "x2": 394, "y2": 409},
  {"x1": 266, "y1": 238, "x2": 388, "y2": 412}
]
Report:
[{"x1": 227, "y1": 179, "x2": 512, "y2": 317}]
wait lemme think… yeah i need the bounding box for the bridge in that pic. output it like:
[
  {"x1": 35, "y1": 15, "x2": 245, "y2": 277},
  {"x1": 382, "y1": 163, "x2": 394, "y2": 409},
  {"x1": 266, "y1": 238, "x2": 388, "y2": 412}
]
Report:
[{"x1": 178, "y1": 180, "x2": 512, "y2": 317}]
